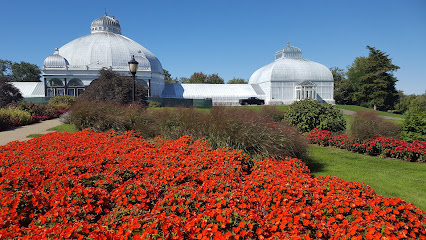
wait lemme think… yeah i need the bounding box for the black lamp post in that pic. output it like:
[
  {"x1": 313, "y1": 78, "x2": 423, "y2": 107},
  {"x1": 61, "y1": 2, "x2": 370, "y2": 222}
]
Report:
[{"x1": 128, "y1": 55, "x2": 138, "y2": 102}]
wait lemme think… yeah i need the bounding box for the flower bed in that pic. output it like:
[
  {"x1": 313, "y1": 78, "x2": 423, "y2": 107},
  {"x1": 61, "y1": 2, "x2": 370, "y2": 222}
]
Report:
[
  {"x1": 0, "y1": 104, "x2": 67, "y2": 131},
  {"x1": 308, "y1": 128, "x2": 426, "y2": 162},
  {"x1": 0, "y1": 130, "x2": 425, "y2": 239}
]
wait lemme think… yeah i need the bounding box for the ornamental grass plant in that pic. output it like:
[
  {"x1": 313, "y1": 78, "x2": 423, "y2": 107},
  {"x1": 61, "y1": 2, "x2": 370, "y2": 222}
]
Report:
[
  {"x1": 70, "y1": 102, "x2": 308, "y2": 159},
  {"x1": 350, "y1": 110, "x2": 400, "y2": 140}
]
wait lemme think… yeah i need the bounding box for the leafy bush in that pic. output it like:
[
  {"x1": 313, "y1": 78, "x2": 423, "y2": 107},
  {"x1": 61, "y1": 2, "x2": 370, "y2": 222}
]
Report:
[
  {"x1": 0, "y1": 107, "x2": 33, "y2": 130},
  {"x1": 1, "y1": 131, "x2": 425, "y2": 239},
  {"x1": 48, "y1": 95, "x2": 76, "y2": 106},
  {"x1": 148, "y1": 101, "x2": 161, "y2": 108},
  {"x1": 0, "y1": 76, "x2": 23, "y2": 107},
  {"x1": 350, "y1": 110, "x2": 400, "y2": 140},
  {"x1": 400, "y1": 111, "x2": 426, "y2": 142},
  {"x1": 285, "y1": 99, "x2": 346, "y2": 133}
]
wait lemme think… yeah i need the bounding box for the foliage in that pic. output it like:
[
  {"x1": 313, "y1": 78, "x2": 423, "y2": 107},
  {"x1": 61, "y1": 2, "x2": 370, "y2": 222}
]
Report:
[
  {"x1": 0, "y1": 59, "x2": 12, "y2": 78},
  {"x1": 70, "y1": 103, "x2": 307, "y2": 159},
  {"x1": 331, "y1": 67, "x2": 354, "y2": 105},
  {"x1": 227, "y1": 77, "x2": 247, "y2": 84},
  {"x1": 0, "y1": 76, "x2": 23, "y2": 107},
  {"x1": 0, "y1": 107, "x2": 33, "y2": 130},
  {"x1": 0, "y1": 103, "x2": 68, "y2": 131},
  {"x1": 286, "y1": 99, "x2": 346, "y2": 133},
  {"x1": 48, "y1": 95, "x2": 76, "y2": 106},
  {"x1": 308, "y1": 128, "x2": 426, "y2": 162},
  {"x1": 78, "y1": 69, "x2": 147, "y2": 105},
  {"x1": 148, "y1": 101, "x2": 161, "y2": 108},
  {"x1": 163, "y1": 69, "x2": 179, "y2": 84},
  {"x1": 347, "y1": 46, "x2": 399, "y2": 110},
  {"x1": 400, "y1": 111, "x2": 426, "y2": 142},
  {"x1": 350, "y1": 110, "x2": 400, "y2": 140},
  {"x1": 9, "y1": 61, "x2": 41, "y2": 82},
  {"x1": 0, "y1": 131, "x2": 425, "y2": 239},
  {"x1": 182, "y1": 72, "x2": 225, "y2": 84}
]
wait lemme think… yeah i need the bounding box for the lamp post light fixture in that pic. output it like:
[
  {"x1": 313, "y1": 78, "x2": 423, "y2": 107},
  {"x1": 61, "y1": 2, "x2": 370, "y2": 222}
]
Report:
[{"x1": 128, "y1": 55, "x2": 138, "y2": 102}]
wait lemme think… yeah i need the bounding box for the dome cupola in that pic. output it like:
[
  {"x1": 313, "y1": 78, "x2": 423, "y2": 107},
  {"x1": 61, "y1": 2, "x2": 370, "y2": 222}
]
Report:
[
  {"x1": 275, "y1": 42, "x2": 302, "y2": 60},
  {"x1": 91, "y1": 13, "x2": 121, "y2": 34},
  {"x1": 43, "y1": 48, "x2": 69, "y2": 68}
]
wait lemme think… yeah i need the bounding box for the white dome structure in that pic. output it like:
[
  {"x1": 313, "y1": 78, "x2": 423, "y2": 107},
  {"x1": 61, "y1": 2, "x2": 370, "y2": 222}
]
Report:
[
  {"x1": 42, "y1": 13, "x2": 164, "y2": 98},
  {"x1": 249, "y1": 42, "x2": 334, "y2": 105}
]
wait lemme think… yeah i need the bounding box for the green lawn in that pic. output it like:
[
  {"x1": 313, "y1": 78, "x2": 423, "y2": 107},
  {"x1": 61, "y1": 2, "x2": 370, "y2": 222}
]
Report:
[
  {"x1": 47, "y1": 124, "x2": 79, "y2": 133},
  {"x1": 306, "y1": 145, "x2": 426, "y2": 211}
]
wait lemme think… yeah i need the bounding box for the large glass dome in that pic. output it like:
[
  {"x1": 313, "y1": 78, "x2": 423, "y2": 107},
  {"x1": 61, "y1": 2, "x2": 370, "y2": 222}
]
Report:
[
  {"x1": 249, "y1": 43, "x2": 333, "y2": 84},
  {"x1": 56, "y1": 14, "x2": 163, "y2": 74}
]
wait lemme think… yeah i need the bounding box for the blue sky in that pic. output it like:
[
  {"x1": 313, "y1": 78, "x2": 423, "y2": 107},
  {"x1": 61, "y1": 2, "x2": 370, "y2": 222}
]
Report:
[{"x1": 1, "y1": 0, "x2": 425, "y2": 94}]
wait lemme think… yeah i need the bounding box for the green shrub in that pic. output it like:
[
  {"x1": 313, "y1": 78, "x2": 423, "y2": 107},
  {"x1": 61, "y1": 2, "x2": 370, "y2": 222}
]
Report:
[
  {"x1": 148, "y1": 101, "x2": 161, "y2": 108},
  {"x1": 350, "y1": 110, "x2": 400, "y2": 140},
  {"x1": 400, "y1": 111, "x2": 426, "y2": 142},
  {"x1": 0, "y1": 107, "x2": 33, "y2": 127},
  {"x1": 48, "y1": 95, "x2": 76, "y2": 106},
  {"x1": 285, "y1": 99, "x2": 346, "y2": 133}
]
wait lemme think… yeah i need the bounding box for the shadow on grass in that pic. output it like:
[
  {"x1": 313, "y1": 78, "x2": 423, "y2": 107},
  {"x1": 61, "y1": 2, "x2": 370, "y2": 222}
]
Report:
[{"x1": 303, "y1": 155, "x2": 326, "y2": 175}]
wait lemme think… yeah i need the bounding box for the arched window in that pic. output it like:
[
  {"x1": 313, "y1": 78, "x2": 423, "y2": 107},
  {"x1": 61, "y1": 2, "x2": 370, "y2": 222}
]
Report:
[
  {"x1": 68, "y1": 78, "x2": 84, "y2": 87},
  {"x1": 47, "y1": 78, "x2": 64, "y2": 87}
]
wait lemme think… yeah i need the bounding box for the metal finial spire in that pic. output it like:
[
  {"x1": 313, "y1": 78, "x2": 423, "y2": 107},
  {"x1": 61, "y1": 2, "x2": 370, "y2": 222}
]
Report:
[
  {"x1": 287, "y1": 42, "x2": 290, "y2": 46},
  {"x1": 105, "y1": 8, "x2": 107, "y2": 16}
]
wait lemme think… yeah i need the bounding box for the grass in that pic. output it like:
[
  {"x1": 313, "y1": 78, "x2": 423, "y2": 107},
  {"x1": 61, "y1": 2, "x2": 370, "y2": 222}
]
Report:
[
  {"x1": 306, "y1": 145, "x2": 426, "y2": 212},
  {"x1": 335, "y1": 104, "x2": 405, "y2": 119},
  {"x1": 47, "y1": 124, "x2": 79, "y2": 133},
  {"x1": 26, "y1": 134, "x2": 43, "y2": 138}
]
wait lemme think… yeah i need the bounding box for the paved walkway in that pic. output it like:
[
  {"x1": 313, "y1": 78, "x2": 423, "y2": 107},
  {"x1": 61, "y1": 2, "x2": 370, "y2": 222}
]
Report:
[
  {"x1": 340, "y1": 109, "x2": 404, "y2": 120},
  {"x1": 0, "y1": 119, "x2": 62, "y2": 146}
]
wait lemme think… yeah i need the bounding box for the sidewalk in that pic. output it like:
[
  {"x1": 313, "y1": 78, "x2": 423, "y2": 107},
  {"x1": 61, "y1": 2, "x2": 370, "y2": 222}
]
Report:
[{"x1": 0, "y1": 119, "x2": 62, "y2": 146}]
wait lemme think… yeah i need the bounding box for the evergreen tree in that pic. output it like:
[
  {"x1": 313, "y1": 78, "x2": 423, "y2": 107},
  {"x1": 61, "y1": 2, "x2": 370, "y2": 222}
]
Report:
[{"x1": 348, "y1": 46, "x2": 399, "y2": 110}]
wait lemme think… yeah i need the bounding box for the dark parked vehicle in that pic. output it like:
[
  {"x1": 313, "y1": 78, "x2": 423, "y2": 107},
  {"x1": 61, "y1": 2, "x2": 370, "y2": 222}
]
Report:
[{"x1": 239, "y1": 97, "x2": 265, "y2": 105}]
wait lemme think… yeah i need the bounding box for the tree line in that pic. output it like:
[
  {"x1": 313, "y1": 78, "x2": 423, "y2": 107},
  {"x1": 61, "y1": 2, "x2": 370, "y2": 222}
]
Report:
[
  {"x1": 0, "y1": 59, "x2": 41, "y2": 82},
  {"x1": 163, "y1": 69, "x2": 247, "y2": 84}
]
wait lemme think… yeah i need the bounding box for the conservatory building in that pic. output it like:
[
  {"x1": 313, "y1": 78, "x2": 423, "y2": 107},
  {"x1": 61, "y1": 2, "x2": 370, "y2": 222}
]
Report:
[
  {"x1": 42, "y1": 13, "x2": 164, "y2": 97},
  {"x1": 247, "y1": 43, "x2": 334, "y2": 105},
  {"x1": 162, "y1": 43, "x2": 334, "y2": 105}
]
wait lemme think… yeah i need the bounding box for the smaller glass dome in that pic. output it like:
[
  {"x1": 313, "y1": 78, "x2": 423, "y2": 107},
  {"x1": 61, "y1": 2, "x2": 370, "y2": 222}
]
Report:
[
  {"x1": 43, "y1": 48, "x2": 69, "y2": 68},
  {"x1": 91, "y1": 14, "x2": 121, "y2": 34},
  {"x1": 275, "y1": 42, "x2": 302, "y2": 60}
]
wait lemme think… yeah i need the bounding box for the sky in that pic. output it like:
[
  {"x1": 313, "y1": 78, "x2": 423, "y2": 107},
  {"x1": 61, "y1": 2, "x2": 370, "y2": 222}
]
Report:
[{"x1": 1, "y1": 0, "x2": 425, "y2": 95}]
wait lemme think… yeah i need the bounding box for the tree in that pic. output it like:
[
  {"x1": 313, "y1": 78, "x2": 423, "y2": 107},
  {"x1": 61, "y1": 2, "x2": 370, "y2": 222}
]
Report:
[
  {"x1": 347, "y1": 46, "x2": 399, "y2": 110},
  {"x1": 183, "y1": 72, "x2": 224, "y2": 84},
  {"x1": 228, "y1": 78, "x2": 247, "y2": 84},
  {"x1": 331, "y1": 67, "x2": 354, "y2": 105},
  {"x1": 0, "y1": 59, "x2": 12, "y2": 78},
  {"x1": 79, "y1": 68, "x2": 147, "y2": 105},
  {"x1": 207, "y1": 73, "x2": 224, "y2": 84},
  {"x1": 0, "y1": 76, "x2": 23, "y2": 107},
  {"x1": 10, "y1": 61, "x2": 41, "y2": 82},
  {"x1": 163, "y1": 69, "x2": 179, "y2": 84}
]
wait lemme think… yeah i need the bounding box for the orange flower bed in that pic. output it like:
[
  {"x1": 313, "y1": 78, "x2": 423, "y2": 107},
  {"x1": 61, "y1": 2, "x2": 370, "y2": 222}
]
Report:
[{"x1": 0, "y1": 130, "x2": 425, "y2": 239}]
